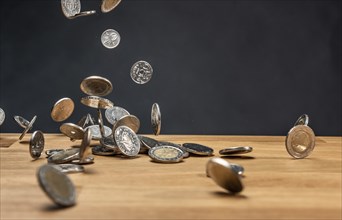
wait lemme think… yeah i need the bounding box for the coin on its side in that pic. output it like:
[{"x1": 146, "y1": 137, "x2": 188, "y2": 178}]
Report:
[
  {"x1": 48, "y1": 148, "x2": 80, "y2": 164},
  {"x1": 19, "y1": 115, "x2": 37, "y2": 140},
  {"x1": 130, "y1": 61, "x2": 153, "y2": 84},
  {"x1": 37, "y1": 164, "x2": 76, "y2": 206},
  {"x1": 182, "y1": 143, "x2": 214, "y2": 156},
  {"x1": 92, "y1": 145, "x2": 116, "y2": 156},
  {"x1": 0, "y1": 108, "x2": 5, "y2": 126},
  {"x1": 148, "y1": 145, "x2": 184, "y2": 163},
  {"x1": 80, "y1": 76, "x2": 113, "y2": 96},
  {"x1": 60, "y1": 123, "x2": 84, "y2": 140},
  {"x1": 30, "y1": 130, "x2": 45, "y2": 159},
  {"x1": 151, "y1": 103, "x2": 161, "y2": 135},
  {"x1": 101, "y1": 29, "x2": 120, "y2": 49},
  {"x1": 81, "y1": 96, "x2": 114, "y2": 109},
  {"x1": 112, "y1": 114, "x2": 140, "y2": 134},
  {"x1": 294, "y1": 114, "x2": 309, "y2": 126},
  {"x1": 14, "y1": 115, "x2": 30, "y2": 128},
  {"x1": 105, "y1": 106, "x2": 130, "y2": 125},
  {"x1": 285, "y1": 125, "x2": 315, "y2": 159},
  {"x1": 139, "y1": 135, "x2": 159, "y2": 149},
  {"x1": 51, "y1": 98, "x2": 74, "y2": 122},
  {"x1": 86, "y1": 124, "x2": 112, "y2": 140},
  {"x1": 50, "y1": 164, "x2": 85, "y2": 174},
  {"x1": 61, "y1": 0, "x2": 80, "y2": 18},
  {"x1": 219, "y1": 146, "x2": 253, "y2": 155},
  {"x1": 114, "y1": 126, "x2": 140, "y2": 157},
  {"x1": 101, "y1": 0, "x2": 121, "y2": 13}
]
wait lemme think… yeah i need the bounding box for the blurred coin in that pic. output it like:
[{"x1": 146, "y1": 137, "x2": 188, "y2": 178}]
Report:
[
  {"x1": 78, "y1": 128, "x2": 92, "y2": 164},
  {"x1": 112, "y1": 114, "x2": 140, "y2": 134},
  {"x1": 29, "y1": 130, "x2": 45, "y2": 159},
  {"x1": 285, "y1": 125, "x2": 315, "y2": 159},
  {"x1": 92, "y1": 145, "x2": 116, "y2": 156},
  {"x1": 101, "y1": 0, "x2": 121, "y2": 13},
  {"x1": 151, "y1": 103, "x2": 161, "y2": 135},
  {"x1": 148, "y1": 145, "x2": 184, "y2": 163},
  {"x1": 114, "y1": 126, "x2": 140, "y2": 157},
  {"x1": 130, "y1": 61, "x2": 153, "y2": 84},
  {"x1": 105, "y1": 106, "x2": 130, "y2": 125},
  {"x1": 80, "y1": 76, "x2": 113, "y2": 96},
  {"x1": 182, "y1": 143, "x2": 214, "y2": 156},
  {"x1": 19, "y1": 115, "x2": 37, "y2": 140},
  {"x1": 13, "y1": 115, "x2": 30, "y2": 128},
  {"x1": 0, "y1": 108, "x2": 5, "y2": 126},
  {"x1": 81, "y1": 96, "x2": 114, "y2": 109},
  {"x1": 219, "y1": 146, "x2": 253, "y2": 155},
  {"x1": 101, "y1": 29, "x2": 120, "y2": 49},
  {"x1": 61, "y1": 0, "x2": 95, "y2": 19},
  {"x1": 230, "y1": 163, "x2": 245, "y2": 176},
  {"x1": 48, "y1": 148, "x2": 80, "y2": 164},
  {"x1": 51, "y1": 98, "x2": 74, "y2": 122},
  {"x1": 46, "y1": 149, "x2": 65, "y2": 158},
  {"x1": 87, "y1": 124, "x2": 112, "y2": 140},
  {"x1": 206, "y1": 157, "x2": 243, "y2": 193},
  {"x1": 294, "y1": 114, "x2": 309, "y2": 126},
  {"x1": 50, "y1": 164, "x2": 84, "y2": 174},
  {"x1": 60, "y1": 123, "x2": 84, "y2": 140},
  {"x1": 77, "y1": 113, "x2": 96, "y2": 128},
  {"x1": 37, "y1": 164, "x2": 76, "y2": 207}
]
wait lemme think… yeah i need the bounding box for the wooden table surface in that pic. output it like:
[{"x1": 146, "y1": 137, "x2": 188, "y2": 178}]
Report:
[{"x1": 0, "y1": 133, "x2": 341, "y2": 219}]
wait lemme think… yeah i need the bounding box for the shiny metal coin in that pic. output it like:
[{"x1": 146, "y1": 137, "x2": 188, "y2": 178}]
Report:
[
  {"x1": 61, "y1": 0, "x2": 80, "y2": 17},
  {"x1": 101, "y1": 29, "x2": 120, "y2": 49},
  {"x1": 29, "y1": 130, "x2": 45, "y2": 159},
  {"x1": 45, "y1": 149, "x2": 65, "y2": 158},
  {"x1": 81, "y1": 96, "x2": 114, "y2": 109},
  {"x1": 100, "y1": 136, "x2": 118, "y2": 150},
  {"x1": 50, "y1": 164, "x2": 85, "y2": 174},
  {"x1": 0, "y1": 108, "x2": 5, "y2": 126},
  {"x1": 48, "y1": 148, "x2": 80, "y2": 164},
  {"x1": 139, "y1": 135, "x2": 159, "y2": 148},
  {"x1": 151, "y1": 103, "x2": 161, "y2": 135},
  {"x1": 285, "y1": 125, "x2": 315, "y2": 159},
  {"x1": 19, "y1": 115, "x2": 37, "y2": 140},
  {"x1": 51, "y1": 97, "x2": 74, "y2": 122},
  {"x1": 86, "y1": 124, "x2": 112, "y2": 140},
  {"x1": 69, "y1": 10, "x2": 96, "y2": 19},
  {"x1": 60, "y1": 123, "x2": 84, "y2": 140},
  {"x1": 148, "y1": 145, "x2": 184, "y2": 163},
  {"x1": 206, "y1": 157, "x2": 243, "y2": 193},
  {"x1": 77, "y1": 113, "x2": 96, "y2": 128},
  {"x1": 37, "y1": 164, "x2": 76, "y2": 207},
  {"x1": 105, "y1": 106, "x2": 130, "y2": 125},
  {"x1": 13, "y1": 115, "x2": 30, "y2": 128},
  {"x1": 71, "y1": 156, "x2": 94, "y2": 165},
  {"x1": 182, "y1": 143, "x2": 214, "y2": 156},
  {"x1": 114, "y1": 126, "x2": 140, "y2": 157},
  {"x1": 294, "y1": 114, "x2": 309, "y2": 126},
  {"x1": 130, "y1": 61, "x2": 153, "y2": 84},
  {"x1": 79, "y1": 128, "x2": 92, "y2": 164},
  {"x1": 219, "y1": 146, "x2": 253, "y2": 155},
  {"x1": 92, "y1": 145, "x2": 116, "y2": 156},
  {"x1": 101, "y1": 0, "x2": 121, "y2": 13},
  {"x1": 80, "y1": 76, "x2": 113, "y2": 96},
  {"x1": 230, "y1": 163, "x2": 245, "y2": 176},
  {"x1": 158, "y1": 141, "x2": 189, "y2": 158},
  {"x1": 112, "y1": 114, "x2": 140, "y2": 134}
]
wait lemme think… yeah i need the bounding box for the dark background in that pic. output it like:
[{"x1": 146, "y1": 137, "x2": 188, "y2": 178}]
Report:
[{"x1": 0, "y1": 0, "x2": 341, "y2": 135}]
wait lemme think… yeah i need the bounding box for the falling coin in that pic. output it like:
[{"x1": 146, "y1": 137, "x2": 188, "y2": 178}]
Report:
[
  {"x1": 78, "y1": 128, "x2": 93, "y2": 164},
  {"x1": 80, "y1": 76, "x2": 113, "y2": 97},
  {"x1": 285, "y1": 125, "x2": 315, "y2": 159},
  {"x1": 148, "y1": 145, "x2": 184, "y2": 163},
  {"x1": 0, "y1": 108, "x2": 5, "y2": 126},
  {"x1": 139, "y1": 135, "x2": 159, "y2": 149},
  {"x1": 151, "y1": 103, "x2": 161, "y2": 135},
  {"x1": 101, "y1": 29, "x2": 120, "y2": 49},
  {"x1": 105, "y1": 106, "x2": 130, "y2": 125},
  {"x1": 114, "y1": 126, "x2": 140, "y2": 157},
  {"x1": 77, "y1": 113, "x2": 96, "y2": 128},
  {"x1": 101, "y1": 0, "x2": 121, "y2": 13},
  {"x1": 182, "y1": 143, "x2": 214, "y2": 156},
  {"x1": 100, "y1": 136, "x2": 118, "y2": 150},
  {"x1": 29, "y1": 130, "x2": 45, "y2": 159},
  {"x1": 45, "y1": 149, "x2": 65, "y2": 158},
  {"x1": 13, "y1": 115, "x2": 30, "y2": 128},
  {"x1": 219, "y1": 146, "x2": 253, "y2": 155},
  {"x1": 230, "y1": 163, "x2": 245, "y2": 176},
  {"x1": 19, "y1": 115, "x2": 37, "y2": 140},
  {"x1": 61, "y1": 0, "x2": 96, "y2": 19},
  {"x1": 112, "y1": 114, "x2": 140, "y2": 134},
  {"x1": 130, "y1": 60, "x2": 153, "y2": 84},
  {"x1": 81, "y1": 96, "x2": 114, "y2": 109},
  {"x1": 60, "y1": 123, "x2": 84, "y2": 140},
  {"x1": 51, "y1": 97, "x2": 75, "y2": 122},
  {"x1": 294, "y1": 114, "x2": 309, "y2": 126}
]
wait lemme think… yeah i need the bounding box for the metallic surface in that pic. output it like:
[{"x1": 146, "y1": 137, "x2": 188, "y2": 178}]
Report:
[
  {"x1": 294, "y1": 114, "x2": 309, "y2": 126},
  {"x1": 14, "y1": 115, "x2": 30, "y2": 128},
  {"x1": 148, "y1": 145, "x2": 184, "y2": 163},
  {"x1": 48, "y1": 148, "x2": 80, "y2": 164},
  {"x1": 130, "y1": 61, "x2": 153, "y2": 84},
  {"x1": 19, "y1": 116, "x2": 37, "y2": 140},
  {"x1": 285, "y1": 125, "x2": 316, "y2": 159},
  {"x1": 219, "y1": 146, "x2": 253, "y2": 155},
  {"x1": 81, "y1": 96, "x2": 114, "y2": 109},
  {"x1": 101, "y1": 0, "x2": 121, "y2": 13},
  {"x1": 51, "y1": 97, "x2": 75, "y2": 122},
  {"x1": 50, "y1": 164, "x2": 85, "y2": 174},
  {"x1": 182, "y1": 143, "x2": 214, "y2": 156},
  {"x1": 112, "y1": 114, "x2": 140, "y2": 134},
  {"x1": 29, "y1": 130, "x2": 45, "y2": 159},
  {"x1": 80, "y1": 76, "x2": 113, "y2": 97},
  {"x1": 0, "y1": 108, "x2": 5, "y2": 126}
]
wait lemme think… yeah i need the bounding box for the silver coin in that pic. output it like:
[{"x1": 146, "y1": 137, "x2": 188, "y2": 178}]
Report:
[
  {"x1": 206, "y1": 157, "x2": 243, "y2": 193},
  {"x1": 50, "y1": 164, "x2": 85, "y2": 174},
  {"x1": 80, "y1": 76, "x2": 113, "y2": 97},
  {"x1": 61, "y1": 0, "x2": 81, "y2": 17},
  {"x1": 86, "y1": 124, "x2": 112, "y2": 140},
  {"x1": 101, "y1": 0, "x2": 121, "y2": 13},
  {"x1": 0, "y1": 108, "x2": 5, "y2": 126},
  {"x1": 29, "y1": 130, "x2": 45, "y2": 159},
  {"x1": 79, "y1": 128, "x2": 92, "y2": 164},
  {"x1": 148, "y1": 145, "x2": 184, "y2": 163},
  {"x1": 48, "y1": 148, "x2": 80, "y2": 164},
  {"x1": 45, "y1": 149, "x2": 65, "y2": 158},
  {"x1": 69, "y1": 10, "x2": 96, "y2": 19},
  {"x1": 112, "y1": 114, "x2": 140, "y2": 134},
  {"x1": 294, "y1": 114, "x2": 309, "y2": 126},
  {"x1": 99, "y1": 136, "x2": 120, "y2": 154},
  {"x1": 151, "y1": 103, "x2": 161, "y2": 135},
  {"x1": 139, "y1": 135, "x2": 159, "y2": 148},
  {"x1": 19, "y1": 115, "x2": 37, "y2": 140},
  {"x1": 285, "y1": 125, "x2": 315, "y2": 159},
  {"x1": 114, "y1": 126, "x2": 140, "y2": 157},
  {"x1": 182, "y1": 143, "x2": 214, "y2": 156},
  {"x1": 81, "y1": 96, "x2": 114, "y2": 109},
  {"x1": 77, "y1": 113, "x2": 96, "y2": 128},
  {"x1": 37, "y1": 164, "x2": 76, "y2": 206},
  {"x1": 101, "y1": 29, "x2": 120, "y2": 49},
  {"x1": 13, "y1": 115, "x2": 30, "y2": 128},
  {"x1": 230, "y1": 163, "x2": 245, "y2": 176},
  {"x1": 92, "y1": 145, "x2": 116, "y2": 156},
  {"x1": 105, "y1": 106, "x2": 130, "y2": 125},
  {"x1": 158, "y1": 141, "x2": 189, "y2": 158},
  {"x1": 130, "y1": 61, "x2": 153, "y2": 84},
  {"x1": 219, "y1": 146, "x2": 253, "y2": 155},
  {"x1": 60, "y1": 123, "x2": 84, "y2": 140},
  {"x1": 51, "y1": 98, "x2": 74, "y2": 122}
]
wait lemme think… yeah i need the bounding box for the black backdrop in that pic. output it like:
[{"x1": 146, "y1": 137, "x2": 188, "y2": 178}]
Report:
[{"x1": 0, "y1": 0, "x2": 341, "y2": 135}]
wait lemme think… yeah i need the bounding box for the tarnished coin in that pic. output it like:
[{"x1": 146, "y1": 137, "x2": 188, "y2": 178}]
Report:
[
  {"x1": 0, "y1": 108, "x2": 5, "y2": 126},
  {"x1": 71, "y1": 156, "x2": 94, "y2": 165},
  {"x1": 61, "y1": 0, "x2": 95, "y2": 19},
  {"x1": 139, "y1": 135, "x2": 159, "y2": 149},
  {"x1": 285, "y1": 125, "x2": 315, "y2": 159},
  {"x1": 81, "y1": 96, "x2": 114, "y2": 109},
  {"x1": 46, "y1": 149, "x2": 65, "y2": 158},
  {"x1": 14, "y1": 115, "x2": 30, "y2": 128},
  {"x1": 50, "y1": 164, "x2": 85, "y2": 174},
  {"x1": 130, "y1": 61, "x2": 153, "y2": 84},
  {"x1": 37, "y1": 164, "x2": 76, "y2": 207},
  {"x1": 19, "y1": 115, "x2": 37, "y2": 140},
  {"x1": 101, "y1": 0, "x2": 121, "y2": 13},
  {"x1": 206, "y1": 157, "x2": 243, "y2": 193},
  {"x1": 148, "y1": 145, "x2": 184, "y2": 163},
  {"x1": 114, "y1": 126, "x2": 140, "y2": 157},
  {"x1": 105, "y1": 106, "x2": 130, "y2": 125},
  {"x1": 112, "y1": 115, "x2": 140, "y2": 134},
  {"x1": 219, "y1": 146, "x2": 253, "y2": 155},
  {"x1": 92, "y1": 145, "x2": 116, "y2": 156},
  {"x1": 51, "y1": 98, "x2": 74, "y2": 122},
  {"x1": 48, "y1": 148, "x2": 80, "y2": 164},
  {"x1": 86, "y1": 124, "x2": 112, "y2": 140},
  {"x1": 182, "y1": 143, "x2": 214, "y2": 156},
  {"x1": 80, "y1": 76, "x2": 113, "y2": 96},
  {"x1": 151, "y1": 103, "x2": 161, "y2": 135},
  {"x1": 101, "y1": 29, "x2": 120, "y2": 49},
  {"x1": 60, "y1": 123, "x2": 84, "y2": 140},
  {"x1": 29, "y1": 130, "x2": 45, "y2": 159},
  {"x1": 77, "y1": 113, "x2": 96, "y2": 128},
  {"x1": 230, "y1": 163, "x2": 245, "y2": 176},
  {"x1": 294, "y1": 114, "x2": 309, "y2": 126}
]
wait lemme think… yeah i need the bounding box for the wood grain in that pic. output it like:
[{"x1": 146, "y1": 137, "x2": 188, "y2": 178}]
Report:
[{"x1": 0, "y1": 133, "x2": 341, "y2": 219}]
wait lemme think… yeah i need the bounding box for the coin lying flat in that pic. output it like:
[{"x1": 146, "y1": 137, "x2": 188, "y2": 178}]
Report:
[
  {"x1": 50, "y1": 164, "x2": 85, "y2": 174},
  {"x1": 0, "y1": 108, "x2": 5, "y2": 126},
  {"x1": 105, "y1": 106, "x2": 130, "y2": 125},
  {"x1": 182, "y1": 143, "x2": 214, "y2": 156},
  {"x1": 86, "y1": 124, "x2": 112, "y2": 140},
  {"x1": 79, "y1": 128, "x2": 92, "y2": 164},
  {"x1": 148, "y1": 145, "x2": 184, "y2": 163},
  {"x1": 114, "y1": 126, "x2": 140, "y2": 157},
  {"x1": 294, "y1": 114, "x2": 309, "y2": 126},
  {"x1": 158, "y1": 141, "x2": 190, "y2": 158},
  {"x1": 285, "y1": 125, "x2": 315, "y2": 159},
  {"x1": 51, "y1": 98, "x2": 75, "y2": 122},
  {"x1": 112, "y1": 115, "x2": 140, "y2": 134},
  {"x1": 14, "y1": 115, "x2": 30, "y2": 128},
  {"x1": 30, "y1": 130, "x2": 45, "y2": 159},
  {"x1": 46, "y1": 149, "x2": 65, "y2": 158},
  {"x1": 101, "y1": 29, "x2": 120, "y2": 49},
  {"x1": 130, "y1": 61, "x2": 153, "y2": 84},
  {"x1": 37, "y1": 164, "x2": 76, "y2": 207},
  {"x1": 80, "y1": 76, "x2": 113, "y2": 97},
  {"x1": 92, "y1": 145, "x2": 116, "y2": 156},
  {"x1": 48, "y1": 148, "x2": 80, "y2": 164},
  {"x1": 61, "y1": 0, "x2": 95, "y2": 19},
  {"x1": 77, "y1": 114, "x2": 96, "y2": 128},
  {"x1": 101, "y1": 0, "x2": 121, "y2": 13},
  {"x1": 219, "y1": 146, "x2": 253, "y2": 155},
  {"x1": 81, "y1": 96, "x2": 114, "y2": 109},
  {"x1": 19, "y1": 115, "x2": 37, "y2": 140},
  {"x1": 60, "y1": 123, "x2": 84, "y2": 140},
  {"x1": 139, "y1": 135, "x2": 159, "y2": 149},
  {"x1": 151, "y1": 103, "x2": 161, "y2": 135},
  {"x1": 206, "y1": 157, "x2": 243, "y2": 193}
]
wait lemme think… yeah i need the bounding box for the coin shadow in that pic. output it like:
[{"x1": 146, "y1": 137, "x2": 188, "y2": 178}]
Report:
[
  {"x1": 41, "y1": 203, "x2": 74, "y2": 212},
  {"x1": 211, "y1": 191, "x2": 248, "y2": 199},
  {"x1": 220, "y1": 155, "x2": 255, "y2": 160}
]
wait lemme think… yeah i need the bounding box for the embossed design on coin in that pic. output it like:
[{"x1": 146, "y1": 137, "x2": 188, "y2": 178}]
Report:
[
  {"x1": 101, "y1": 29, "x2": 120, "y2": 49},
  {"x1": 105, "y1": 106, "x2": 130, "y2": 125},
  {"x1": 112, "y1": 115, "x2": 140, "y2": 134},
  {"x1": 19, "y1": 115, "x2": 37, "y2": 140},
  {"x1": 151, "y1": 103, "x2": 161, "y2": 135},
  {"x1": 61, "y1": 0, "x2": 81, "y2": 17},
  {"x1": 30, "y1": 130, "x2": 45, "y2": 159},
  {"x1": 101, "y1": 0, "x2": 121, "y2": 13},
  {"x1": 78, "y1": 128, "x2": 93, "y2": 164},
  {"x1": 92, "y1": 145, "x2": 116, "y2": 156},
  {"x1": 130, "y1": 61, "x2": 153, "y2": 84},
  {"x1": 51, "y1": 98, "x2": 75, "y2": 122},
  {"x1": 14, "y1": 115, "x2": 30, "y2": 128},
  {"x1": 81, "y1": 96, "x2": 114, "y2": 109},
  {"x1": 285, "y1": 125, "x2": 315, "y2": 159},
  {"x1": 114, "y1": 126, "x2": 140, "y2": 157},
  {"x1": 37, "y1": 164, "x2": 76, "y2": 206},
  {"x1": 80, "y1": 76, "x2": 113, "y2": 96},
  {"x1": 219, "y1": 146, "x2": 253, "y2": 155},
  {"x1": 60, "y1": 123, "x2": 84, "y2": 140},
  {"x1": 87, "y1": 124, "x2": 112, "y2": 140},
  {"x1": 294, "y1": 114, "x2": 309, "y2": 126},
  {"x1": 182, "y1": 143, "x2": 214, "y2": 156},
  {"x1": 0, "y1": 108, "x2": 5, "y2": 126},
  {"x1": 148, "y1": 145, "x2": 184, "y2": 163}
]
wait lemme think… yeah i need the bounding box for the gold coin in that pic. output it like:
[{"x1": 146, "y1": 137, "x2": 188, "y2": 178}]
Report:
[
  {"x1": 80, "y1": 76, "x2": 113, "y2": 96},
  {"x1": 81, "y1": 96, "x2": 114, "y2": 109},
  {"x1": 51, "y1": 98, "x2": 75, "y2": 122},
  {"x1": 101, "y1": 0, "x2": 121, "y2": 13},
  {"x1": 60, "y1": 123, "x2": 84, "y2": 140}
]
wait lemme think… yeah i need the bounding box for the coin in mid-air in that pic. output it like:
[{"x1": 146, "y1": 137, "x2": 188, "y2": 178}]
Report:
[
  {"x1": 182, "y1": 143, "x2": 214, "y2": 156},
  {"x1": 151, "y1": 103, "x2": 161, "y2": 135},
  {"x1": 285, "y1": 125, "x2": 315, "y2": 159},
  {"x1": 78, "y1": 128, "x2": 93, "y2": 164},
  {"x1": 105, "y1": 106, "x2": 130, "y2": 125},
  {"x1": 219, "y1": 146, "x2": 253, "y2": 155},
  {"x1": 114, "y1": 126, "x2": 140, "y2": 157},
  {"x1": 101, "y1": 0, "x2": 121, "y2": 13},
  {"x1": 80, "y1": 76, "x2": 113, "y2": 96},
  {"x1": 86, "y1": 124, "x2": 112, "y2": 140},
  {"x1": 81, "y1": 96, "x2": 114, "y2": 109},
  {"x1": 148, "y1": 145, "x2": 184, "y2": 163},
  {"x1": 60, "y1": 123, "x2": 84, "y2": 140},
  {"x1": 294, "y1": 114, "x2": 309, "y2": 126},
  {"x1": 130, "y1": 61, "x2": 153, "y2": 84},
  {"x1": 77, "y1": 113, "x2": 96, "y2": 128},
  {"x1": 37, "y1": 164, "x2": 76, "y2": 206},
  {"x1": 13, "y1": 115, "x2": 30, "y2": 128},
  {"x1": 0, "y1": 108, "x2": 5, "y2": 126},
  {"x1": 101, "y1": 29, "x2": 120, "y2": 49},
  {"x1": 61, "y1": 0, "x2": 96, "y2": 19},
  {"x1": 112, "y1": 114, "x2": 140, "y2": 134},
  {"x1": 29, "y1": 130, "x2": 45, "y2": 159},
  {"x1": 51, "y1": 98, "x2": 74, "y2": 122},
  {"x1": 19, "y1": 115, "x2": 37, "y2": 140}
]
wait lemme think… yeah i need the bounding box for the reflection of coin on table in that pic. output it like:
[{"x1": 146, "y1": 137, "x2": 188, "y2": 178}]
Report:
[
  {"x1": 101, "y1": 29, "x2": 121, "y2": 49},
  {"x1": 29, "y1": 130, "x2": 45, "y2": 159}
]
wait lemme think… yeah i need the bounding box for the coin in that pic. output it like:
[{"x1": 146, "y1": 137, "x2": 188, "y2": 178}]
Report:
[
  {"x1": 139, "y1": 135, "x2": 159, "y2": 149},
  {"x1": 130, "y1": 61, "x2": 153, "y2": 84},
  {"x1": 60, "y1": 123, "x2": 84, "y2": 140},
  {"x1": 230, "y1": 163, "x2": 245, "y2": 176},
  {"x1": 29, "y1": 130, "x2": 45, "y2": 159},
  {"x1": 182, "y1": 143, "x2": 214, "y2": 156},
  {"x1": 100, "y1": 136, "x2": 118, "y2": 150},
  {"x1": 101, "y1": 29, "x2": 120, "y2": 49},
  {"x1": 101, "y1": 0, "x2": 121, "y2": 13},
  {"x1": 158, "y1": 141, "x2": 189, "y2": 158},
  {"x1": 294, "y1": 114, "x2": 309, "y2": 126},
  {"x1": 114, "y1": 126, "x2": 140, "y2": 157},
  {"x1": 45, "y1": 149, "x2": 65, "y2": 158},
  {"x1": 151, "y1": 103, "x2": 161, "y2": 135},
  {"x1": 51, "y1": 164, "x2": 85, "y2": 174},
  {"x1": 285, "y1": 125, "x2": 315, "y2": 159},
  {"x1": 206, "y1": 157, "x2": 243, "y2": 193},
  {"x1": 37, "y1": 164, "x2": 76, "y2": 206},
  {"x1": 148, "y1": 145, "x2": 184, "y2": 163},
  {"x1": 105, "y1": 106, "x2": 130, "y2": 125},
  {"x1": 0, "y1": 108, "x2": 5, "y2": 126},
  {"x1": 51, "y1": 98, "x2": 75, "y2": 122},
  {"x1": 219, "y1": 146, "x2": 253, "y2": 155},
  {"x1": 92, "y1": 145, "x2": 116, "y2": 156},
  {"x1": 48, "y1": 148, "x2": 80, "y2": 164},
  {"x1": 86, "y1": 124, "x2": 112, "y2": 140},
  {"x1": 80, "y1": 76, "x2": 113, "y2": 97},
  {"x1": 13, "y1": 115, "x2": 30, "y2": 128},
  {"x1": 77, "y1": 113, "x2": 96, "y2": 128},
  {"x1": 61, "y1": 0, "x2": 81, "y2": 17},
  {"x1": 112, "y1": 115, "x2": 140, "y2": 134},
  {"x1": 19, "y1": 115, "x2": 37, "y2": 140},
  {"x1": 81, "y1": 96, "x2": 114, "y2": 109},
  {"x1": 70, "y1": 10, "x2": 96, "y2": 19}
]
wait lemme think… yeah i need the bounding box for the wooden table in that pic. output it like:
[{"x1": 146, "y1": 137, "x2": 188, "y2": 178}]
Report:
[{"x1": 1, "y1": 133, "x2": 341, "y2": 219}]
